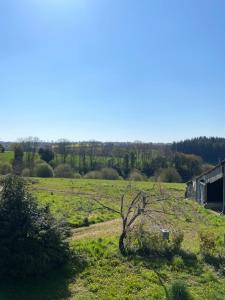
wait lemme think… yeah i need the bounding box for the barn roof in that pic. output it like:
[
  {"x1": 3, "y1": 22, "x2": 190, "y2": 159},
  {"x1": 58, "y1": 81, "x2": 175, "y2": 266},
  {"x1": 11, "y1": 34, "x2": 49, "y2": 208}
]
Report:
[{"x1": 187, "y1": 159, "x2": 225, "y2": 184}]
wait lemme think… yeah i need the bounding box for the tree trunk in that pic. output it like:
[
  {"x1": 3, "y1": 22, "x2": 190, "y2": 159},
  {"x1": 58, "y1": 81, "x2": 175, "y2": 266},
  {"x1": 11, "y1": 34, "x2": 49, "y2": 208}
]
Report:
[{"x1": 119, "y1": 231, "x2": 127, "y2": 256}]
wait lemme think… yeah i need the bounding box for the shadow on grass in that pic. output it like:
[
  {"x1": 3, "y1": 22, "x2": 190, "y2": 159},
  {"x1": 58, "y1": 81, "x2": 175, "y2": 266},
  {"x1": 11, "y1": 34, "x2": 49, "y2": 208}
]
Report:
[
  {"x1": 127, "y1": 250, "x2": 201, "y2": 300},
  {"x1": 203, "y1": 254, "x2": 225, "y2": 275},
  {"x1": 0, "y1": 255, "x2": 86, "y2": 300}
]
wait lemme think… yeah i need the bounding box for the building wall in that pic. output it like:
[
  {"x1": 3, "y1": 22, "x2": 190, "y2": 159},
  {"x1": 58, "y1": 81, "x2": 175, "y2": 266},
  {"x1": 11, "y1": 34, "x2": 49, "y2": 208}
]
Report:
[{"x1": 187, "y1": 163, "x2": 225, "y2": 212}]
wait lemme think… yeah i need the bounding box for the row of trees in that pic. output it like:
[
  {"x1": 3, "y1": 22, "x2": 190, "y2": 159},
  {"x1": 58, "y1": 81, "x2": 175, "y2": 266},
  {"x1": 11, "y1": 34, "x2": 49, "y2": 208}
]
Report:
[
  {"x1": 0, "y1": 137, "x2": 205, "y2": 182},
  {"x1": 172, "y1": 136, "x2": 225, "y2": 164},
  {"x1": 5, "y1": 138, "x2": 204, "y2": 181}
]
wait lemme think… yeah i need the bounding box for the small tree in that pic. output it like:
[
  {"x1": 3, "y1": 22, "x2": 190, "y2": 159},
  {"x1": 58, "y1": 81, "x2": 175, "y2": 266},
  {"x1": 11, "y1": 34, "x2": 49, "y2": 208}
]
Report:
[
  {"x1": 0, "y1": 175, "x2": 69, "y2": 277},
  {"x1": 91, "y1": 185, "x2": 170, "y2": 256}
]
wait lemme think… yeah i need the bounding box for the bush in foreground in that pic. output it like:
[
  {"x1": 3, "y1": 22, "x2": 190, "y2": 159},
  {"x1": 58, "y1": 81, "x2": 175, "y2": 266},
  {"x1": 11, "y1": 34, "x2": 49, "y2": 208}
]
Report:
[
  {"x1": 0, "y1": 175, "x2": 69, "y2": 278},
  {"x1": 169, "y1": 280, "x2": 193, "y2": 300}
]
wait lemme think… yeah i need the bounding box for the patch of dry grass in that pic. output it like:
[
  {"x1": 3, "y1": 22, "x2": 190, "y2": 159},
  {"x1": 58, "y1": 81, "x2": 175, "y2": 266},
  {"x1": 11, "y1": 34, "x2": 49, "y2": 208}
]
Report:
[{"x1": 72, "y1": 219, "x2": 121, "y2": 240}]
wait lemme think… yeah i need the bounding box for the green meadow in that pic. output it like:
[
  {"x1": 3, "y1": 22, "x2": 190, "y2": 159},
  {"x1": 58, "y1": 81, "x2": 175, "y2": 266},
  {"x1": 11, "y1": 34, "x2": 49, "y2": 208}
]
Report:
[{"x1": 0, "y1": 178, "x2": 224, "y2": 299}]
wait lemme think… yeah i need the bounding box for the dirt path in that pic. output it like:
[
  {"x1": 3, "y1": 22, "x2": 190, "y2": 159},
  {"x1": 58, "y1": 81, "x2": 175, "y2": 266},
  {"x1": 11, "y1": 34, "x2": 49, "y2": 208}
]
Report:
[{"x1": 72, "y1": 219, "x2": 121, "y2": 240}]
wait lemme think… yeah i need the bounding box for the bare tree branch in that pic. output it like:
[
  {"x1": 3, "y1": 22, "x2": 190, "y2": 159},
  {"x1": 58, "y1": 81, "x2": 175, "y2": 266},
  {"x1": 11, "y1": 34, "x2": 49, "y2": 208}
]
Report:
[{"x1": 90, "y1": 197, "x2": 120, "y2": 215}]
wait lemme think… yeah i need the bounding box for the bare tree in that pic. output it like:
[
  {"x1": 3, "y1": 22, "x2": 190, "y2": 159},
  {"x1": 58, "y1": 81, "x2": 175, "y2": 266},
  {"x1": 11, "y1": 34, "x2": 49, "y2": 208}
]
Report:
[{"x1": 90, "y1": 185, "x2": 173, "y2": 256}]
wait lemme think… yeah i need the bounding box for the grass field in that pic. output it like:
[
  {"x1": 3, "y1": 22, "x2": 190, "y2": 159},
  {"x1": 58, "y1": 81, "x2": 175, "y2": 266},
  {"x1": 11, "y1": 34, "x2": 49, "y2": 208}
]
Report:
[
  {"x1": 30, "y1": 178, "x2": 184, "y2": 227},
  {"x1": 0, "y1": 151, "x2": 13, "y2": 163},
  {"x1": 1, "y1": 178, "x2": 225, "y2": 299}
]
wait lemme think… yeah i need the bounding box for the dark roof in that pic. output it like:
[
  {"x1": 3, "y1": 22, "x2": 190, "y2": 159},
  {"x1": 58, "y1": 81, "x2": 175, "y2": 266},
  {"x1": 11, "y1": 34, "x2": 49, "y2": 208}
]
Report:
[
  {"x1": 195, "y1": 159, "x2": 225, "y2": 180},
  {"x1": 186, "y1": 159, "x2": 225, "y2": 184}
]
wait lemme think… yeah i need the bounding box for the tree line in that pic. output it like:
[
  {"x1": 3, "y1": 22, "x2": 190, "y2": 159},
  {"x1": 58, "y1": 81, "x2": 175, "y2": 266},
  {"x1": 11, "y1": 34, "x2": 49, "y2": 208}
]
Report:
[
  {"x1": 172, "y1": 136, "x2": 225, "y2": 164},
  {"x1": 0, "y1": 137, "x2": 207, "y2": 182}
]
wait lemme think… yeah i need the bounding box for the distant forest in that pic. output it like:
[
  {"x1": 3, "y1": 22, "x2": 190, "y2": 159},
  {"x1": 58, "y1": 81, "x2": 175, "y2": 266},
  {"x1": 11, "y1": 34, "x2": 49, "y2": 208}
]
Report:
[
  {"x1": 172, "y1": 137, "x2": 225, "y2": 164},
  {"x1": 0, "y1": 136, "x2": 225, "y2": 182}
]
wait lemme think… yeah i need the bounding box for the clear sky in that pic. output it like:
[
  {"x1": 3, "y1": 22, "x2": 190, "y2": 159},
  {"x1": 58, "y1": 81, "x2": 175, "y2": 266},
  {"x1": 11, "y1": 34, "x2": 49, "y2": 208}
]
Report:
[{"x1": 1, "y1": 0, "x2": 225, "y2": 142}]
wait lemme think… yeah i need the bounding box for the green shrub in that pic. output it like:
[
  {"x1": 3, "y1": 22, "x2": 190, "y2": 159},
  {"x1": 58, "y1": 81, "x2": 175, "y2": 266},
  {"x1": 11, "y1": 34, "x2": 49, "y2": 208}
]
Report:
[
  {"x1": 0, "y1": 175, "x2": 69, "y2": 278},
  {"x1": 129, "y1": 228, "x2": 169, "y2": 256},
  {"x1": 129, "y1": 169, "x2": 146, "y2": 181},
  {"x1": 157, "y1": 168, "x2": 182, "y2": 183},
  {"x1": 0, "y1": 162, "x2": 12, "y2": 175},
  {"x1": 171, "y1": 231, "x2": 184, "y2": 253},
  {"x1": 199, "y1": 231, "x2": 216, "y2": 256},
  {"x1": 172, "y1": 255, "x2": 184, "y2": 271},
  {"x1": 54, "y1": 164, "x2": 74, "y2": 178},
  {"x1": 21, "y1": 168, "x2": 31, "y2": 177},
  {"x1": 84, "y1": 168, "x2": 120, "y2": 180},
  {"x1": 84, "y1": 171, "x2": 103, "y2": 179},
  {"x1": 127, "y1": 225, "x2": 184, "y2": 257},
  {"x1": 34, "y1": 159, "x2": 46, "y2": 165},
  {"x1": 74, "y1": 172, "x2": 82, "y2": 179},
  {"x1": 83, "y1": 217, "x2": 90, "y2": 227},
  {"x1": 169, "y1": 280, "x2": 193, "y2": 300},
  {"x1": 48, "y1": 159, "x2": 57, "y2": 168},
  {"x1": 34, "y1": 163, "x2": 54, "y2": 178},
  {"x1": 100, "y1": 168, "x2": 120, "y2": 180}
]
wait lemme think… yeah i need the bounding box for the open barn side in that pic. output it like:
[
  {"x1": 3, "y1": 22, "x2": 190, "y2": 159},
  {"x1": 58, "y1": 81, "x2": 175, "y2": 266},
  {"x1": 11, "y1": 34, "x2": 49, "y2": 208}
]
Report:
[{"x1": 186, "y1": 160, "x2": 225, "y2": 213}]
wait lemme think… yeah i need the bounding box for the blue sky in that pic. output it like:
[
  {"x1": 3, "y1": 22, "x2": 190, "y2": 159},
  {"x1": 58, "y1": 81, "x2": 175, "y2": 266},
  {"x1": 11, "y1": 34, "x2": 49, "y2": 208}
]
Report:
[{"x1": 1, "y1": 0, "x2": 225, "y2": 142}]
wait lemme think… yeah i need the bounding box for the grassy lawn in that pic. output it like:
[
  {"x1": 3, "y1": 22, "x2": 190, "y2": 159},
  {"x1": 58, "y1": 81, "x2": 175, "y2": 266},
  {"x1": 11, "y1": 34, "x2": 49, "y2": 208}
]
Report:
[{"x1": 1, "y1": 178, "x2": 225, "y2": 299}]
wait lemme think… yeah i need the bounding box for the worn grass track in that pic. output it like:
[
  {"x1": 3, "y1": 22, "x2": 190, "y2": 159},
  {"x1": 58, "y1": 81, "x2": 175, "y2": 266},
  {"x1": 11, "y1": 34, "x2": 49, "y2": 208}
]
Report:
[{"x1": 72, "y1": 219, "x2": 121, "y2": 240}]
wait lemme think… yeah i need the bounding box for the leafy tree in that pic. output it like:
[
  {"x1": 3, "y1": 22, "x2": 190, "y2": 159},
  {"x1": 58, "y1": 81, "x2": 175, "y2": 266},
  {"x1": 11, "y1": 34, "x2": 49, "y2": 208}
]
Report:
[
  {"x1": 38, "y1": 148, "x2": 54, "y2": 163},
  {"x1": 172, "y1": 136, "x2": 225, "y2": 164},
  {"x1": 142, "y1": 156, "x2": 168, "y2": 177},
  {"x1": 0, "y1": 175, "x2": 69, "y2": 277},
  {"x1": 157, "y1": 167, "x2": 182, "y2": 183},
  {"x1": 174, "y1": 152, "x2": 202, "y2": 182},
  {"x1": 56, "y1": 139, "x2": 70, "y2": 163},
  {"x1": 123, "y1": 153, "x2": 130, "y2": 178},
  {"x1": 19, "y1": 137, "x2": 40, "y2": 171},
  {"x1": 0, "y1": 144, "x2": 5, "y2": 153},
  {"x1": 12, "y1": 144, "x2": 24, "y2": 175},
  {"x1": 130, "y1": 152, "x2": 136, "y2": 170}
]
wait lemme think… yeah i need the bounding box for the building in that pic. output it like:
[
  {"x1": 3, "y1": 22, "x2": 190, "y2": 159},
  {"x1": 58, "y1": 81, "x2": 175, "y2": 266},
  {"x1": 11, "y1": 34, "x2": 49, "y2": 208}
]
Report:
[{"x1": 186, "y1": 160, "x2": 225, "y2": 213}]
